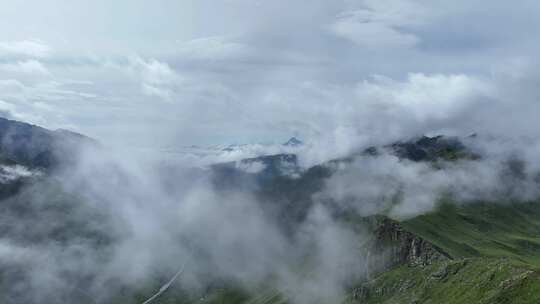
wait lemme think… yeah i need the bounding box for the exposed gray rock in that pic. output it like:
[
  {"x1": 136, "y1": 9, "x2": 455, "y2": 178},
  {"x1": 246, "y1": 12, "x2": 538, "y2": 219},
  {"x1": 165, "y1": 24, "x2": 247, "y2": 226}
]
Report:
[
  {"x1": 353, "y1": 217, "x2": 451, "y2": 301},
  {"x1": 370, "y1": 217, "x2": 451, "y2": 268}
]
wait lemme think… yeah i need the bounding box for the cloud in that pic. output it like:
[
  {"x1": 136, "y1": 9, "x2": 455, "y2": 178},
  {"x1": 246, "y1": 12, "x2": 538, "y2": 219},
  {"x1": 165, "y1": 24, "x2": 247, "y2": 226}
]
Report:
[
  {"x1": 235, "y1": 160, "x2": 267, "y2": 173},
  {"x1": 0, "y1": 100, "x2": 18, "y2": 118},
  {"x1": 0, "y1": 1, "x2": 537, "y2": 155},
  {"x1": 329, "y1": 0, "x2": 429, "y2": 48},
  {"x1": 0, "y1": 78, "x2": 98, "y2": 128},
  {"x1": 0, "y1": 60, "x2": 50, "y2": 75},
  {"x1": 126, "y1": 56, "x2": 183, "y2": 101},
  {"x1": 355, "y1": 73, "x2": 493, "y2": 121},
  {"x1": 0, "y1": 164, "x2": 42, "y2": 183},
  {"x1": 0, "y1": 99, "x2": 44, "y2": 123},
  {"x1": 317, "y1": 142, "x2": 540, "y2": 220},
  {"x1": 0, "y1": 40, "x2": 51, "y2": 58},
  {"x1": 2, "y1": 1, "x2": 540, "y2": 302},
  {"x1": 176, "y1": 36, "x2": 253, "y2": 61},
  {"x1": 331, "y1": 19, "x2": 419, "y2": 48},
  {"x1": 0, "y1": 79, "x2": 26, "y2": 94},
  {"x1": 0, "y1": 142, "x2": 378, "y2": 303}
]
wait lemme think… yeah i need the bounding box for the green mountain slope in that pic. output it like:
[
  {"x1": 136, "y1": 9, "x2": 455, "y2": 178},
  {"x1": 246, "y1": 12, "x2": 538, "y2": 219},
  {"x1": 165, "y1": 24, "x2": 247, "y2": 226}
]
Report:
[
  {"x1": 351, "y1": 258, "x2": 540, "y2": 304},
  {"x1": 352, "y1": 201, "x2": 540, "y2": 304},
  {"x1": 2, "y1": 119, "x2": 539, "y2": 303},
  {"x1": 402, "y1": 201, "x2": 540, "y2": 266}
]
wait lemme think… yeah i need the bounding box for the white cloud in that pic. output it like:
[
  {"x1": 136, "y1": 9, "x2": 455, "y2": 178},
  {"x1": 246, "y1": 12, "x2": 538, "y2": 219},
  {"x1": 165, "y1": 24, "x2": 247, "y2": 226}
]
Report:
[
  {"x1": 0, "y1": 99, "x2": 43, "y2": 123},
  {"x1": 141, "y1": 83, "x2": 172, "y2": 100},
  {"x1": 331, "y1": 19, "x2": 419, "y2": 48},
  {"x1": 317, "y1": 146, "x2": 540, "y2": 220},
  {"x1": 126, "y1": 56, "x2": 183, "y2": 101},
  {"x1": 0, "y1": 78, "x2": 98, "y2": 128},
  {"x1": 0, "y1": 164, "x2": 42, "y2": 183},
  {"x1": 0, "y1": 99, "x2": 19, "y2": 118},
  {"x1": 0, "y1": 79, "x2": 26, "y2": 94},
  {"x1": 330, "y1": 0, "x2": 429, "y2": 48},
  {"x1": 0, "y1": 40, "x2": 51, "y2": 58},
  {"x1": 176, "y1": 36, "x2": 253, "y2": 61},
  {"x1": 0, "y1": 59, "x2": 50, "y2": 75},
  {"x1": 0, "y1": 1, "x2": 537, "y2": 151},
  {"x1": 235, "y1": 160, "x2": 267, "y2": 174},
  {"x1": 356, "y1": 73, "x2": 493, "y2": 121}
]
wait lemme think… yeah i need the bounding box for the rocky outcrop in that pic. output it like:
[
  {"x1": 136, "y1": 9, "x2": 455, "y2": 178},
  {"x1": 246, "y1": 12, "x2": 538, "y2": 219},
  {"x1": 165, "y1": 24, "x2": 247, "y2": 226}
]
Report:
[
  {"x1": 353, "y1": 217, "x2": 452, "y2": 302},
  {"x1": 359, "y1": 216, "x2": 451, "y2": 282},
  {"x1": 369, "y1": 217, "x2": 451, "y2": 268}
]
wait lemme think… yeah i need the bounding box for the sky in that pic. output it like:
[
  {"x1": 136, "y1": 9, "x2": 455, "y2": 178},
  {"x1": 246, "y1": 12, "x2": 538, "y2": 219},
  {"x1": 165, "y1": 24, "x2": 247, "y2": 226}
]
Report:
[{"x1": 1, "y1": 0, "x2": 540, "y2": 150}]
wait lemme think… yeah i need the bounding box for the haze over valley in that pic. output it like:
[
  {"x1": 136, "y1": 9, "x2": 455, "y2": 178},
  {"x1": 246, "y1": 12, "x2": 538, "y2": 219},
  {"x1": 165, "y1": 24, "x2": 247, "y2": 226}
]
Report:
[{"x1": 2, "y1": 1, "x2": 540, "y2": 303}]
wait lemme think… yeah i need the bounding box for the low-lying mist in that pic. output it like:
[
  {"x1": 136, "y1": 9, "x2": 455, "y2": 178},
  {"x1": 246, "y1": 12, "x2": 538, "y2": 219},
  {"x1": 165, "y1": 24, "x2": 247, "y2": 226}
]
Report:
[
  {"x1": 0, "y1": 144, "x2": 375, "y2": 304},
  {"x1": 317, "y1": 135, "x2": 540, "y2": 219},
  {"x1": 2, "y1": 133, "x2": 540, "y2": 304}
]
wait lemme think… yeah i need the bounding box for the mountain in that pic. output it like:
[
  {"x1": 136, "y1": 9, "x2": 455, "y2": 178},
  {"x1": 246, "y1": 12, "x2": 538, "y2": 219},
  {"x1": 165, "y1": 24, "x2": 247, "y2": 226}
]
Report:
[
  {"x1": 2, "y1": 118, "x2": 540, "y2": 303},
  {"x1": 0, "y1": 118, "x2": 98, "y2": 200},
  {"x1": 388, "y1": 135, "x2": 478, "y2": 162},
  {"x1": 283, "y1": 137, "x2": 303, "y2": 147},
  {"x1": 206, "y1": 135, "x2": 540, "y2": 304},
  {"x1": 351, "y1": 201, "x2": 540, "y2": 303},
  {"x1": 0, "y1": 117, "x2": 97, "y2": 170}
]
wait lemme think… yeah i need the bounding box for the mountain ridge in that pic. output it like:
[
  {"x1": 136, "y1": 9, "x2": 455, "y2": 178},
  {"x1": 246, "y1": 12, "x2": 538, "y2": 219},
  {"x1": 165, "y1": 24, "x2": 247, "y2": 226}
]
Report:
[{"x1": 0, "y1": 118, "x2": 539, "y2": 303}]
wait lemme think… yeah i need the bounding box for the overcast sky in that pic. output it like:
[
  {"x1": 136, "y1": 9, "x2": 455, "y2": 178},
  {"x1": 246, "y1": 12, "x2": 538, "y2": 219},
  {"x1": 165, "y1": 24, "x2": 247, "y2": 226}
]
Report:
[{"x1": 1, "y1": 0, "x2": 539, "y2": 149}]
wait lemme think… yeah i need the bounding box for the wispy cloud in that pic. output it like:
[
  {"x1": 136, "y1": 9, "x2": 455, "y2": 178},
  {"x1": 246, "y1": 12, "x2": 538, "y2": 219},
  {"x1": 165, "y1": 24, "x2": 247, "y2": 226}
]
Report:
[{"x1": 0, "y1": 40, "x2": 51, "y2": 58}]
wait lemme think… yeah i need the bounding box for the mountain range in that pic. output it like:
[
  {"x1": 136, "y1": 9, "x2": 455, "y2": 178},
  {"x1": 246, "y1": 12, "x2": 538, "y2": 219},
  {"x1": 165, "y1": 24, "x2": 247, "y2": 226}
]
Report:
[{"x1": 1, "y1": 118, "x2": 539, "y2": 304}]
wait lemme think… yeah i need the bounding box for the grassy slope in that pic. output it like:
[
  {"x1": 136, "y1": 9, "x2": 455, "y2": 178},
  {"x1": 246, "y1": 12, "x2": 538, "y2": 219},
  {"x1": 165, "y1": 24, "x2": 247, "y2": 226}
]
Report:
[
  {"x1": 355, "y1": 258, "x2": 540, "y2": 304},
  {"x1": 402, "y1": 201, "x2": 540, "y2": 266},
  {"x1": 354, "y1": 201, "x2": 540, "y2": 304}
]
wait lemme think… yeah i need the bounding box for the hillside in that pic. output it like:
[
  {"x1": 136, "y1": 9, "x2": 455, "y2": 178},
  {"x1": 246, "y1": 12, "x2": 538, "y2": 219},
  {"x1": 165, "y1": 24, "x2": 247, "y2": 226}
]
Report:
[
  {"x1": 0, "y1": 117, "x2": 96, "y2": 170},
  {"x1": 351, "y1": 258, "x2": 540, "y2": 304},
  {"x1": 351, "y1": 201, "x2": 540, "y2": 304},
  {"x1": 2, "y1": 118, "x2": 540, "y2": 303},
  {"x1": 403, "y1": 201, "x2": 540, "y2": 266}
]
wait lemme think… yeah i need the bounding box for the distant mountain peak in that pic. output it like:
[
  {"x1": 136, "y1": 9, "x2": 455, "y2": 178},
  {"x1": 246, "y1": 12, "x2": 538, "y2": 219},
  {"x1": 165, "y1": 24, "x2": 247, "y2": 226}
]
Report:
[
  {"x1": 283, "y1": 137, "x2": 303, "y2": 147},
  {"x1": 0, "y1": 117, "x2": 97, "y2": 170}
]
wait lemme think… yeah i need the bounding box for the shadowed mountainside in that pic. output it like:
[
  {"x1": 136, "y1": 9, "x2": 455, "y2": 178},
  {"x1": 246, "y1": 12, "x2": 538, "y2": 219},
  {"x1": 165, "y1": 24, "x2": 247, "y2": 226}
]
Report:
[{"x1": 0, "y1": 117, "x2": 97, "y2": 170}]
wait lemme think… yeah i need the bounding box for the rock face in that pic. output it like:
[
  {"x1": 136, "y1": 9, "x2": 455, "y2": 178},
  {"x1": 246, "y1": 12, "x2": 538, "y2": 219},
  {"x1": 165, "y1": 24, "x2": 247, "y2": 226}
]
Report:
[
  {"x1": 370, "y1": 217, "x2": 451, "y2": 268},
  {"x1": 353, "y1": 217, "x2": 451, "y2": 302}
]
